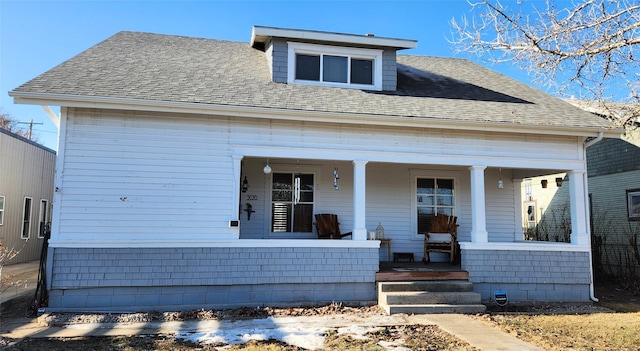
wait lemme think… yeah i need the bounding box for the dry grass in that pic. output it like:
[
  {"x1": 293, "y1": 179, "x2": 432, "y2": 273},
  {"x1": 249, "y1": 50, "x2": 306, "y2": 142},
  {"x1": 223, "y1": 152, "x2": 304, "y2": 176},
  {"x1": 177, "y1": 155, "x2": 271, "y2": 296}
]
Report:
[
  {"x1": 477, "y1": 312, "x2": 640, "y2": 351},
  {"x1": 3, "y1": 282, "x2": 640, "y2": 350}
]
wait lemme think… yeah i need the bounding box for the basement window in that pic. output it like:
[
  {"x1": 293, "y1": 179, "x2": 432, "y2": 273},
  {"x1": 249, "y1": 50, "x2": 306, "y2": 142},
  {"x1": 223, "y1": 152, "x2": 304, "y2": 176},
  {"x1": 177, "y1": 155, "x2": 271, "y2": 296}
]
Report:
[{"x1": 288, "y1": 42, "x2": 382, "y2": 90}]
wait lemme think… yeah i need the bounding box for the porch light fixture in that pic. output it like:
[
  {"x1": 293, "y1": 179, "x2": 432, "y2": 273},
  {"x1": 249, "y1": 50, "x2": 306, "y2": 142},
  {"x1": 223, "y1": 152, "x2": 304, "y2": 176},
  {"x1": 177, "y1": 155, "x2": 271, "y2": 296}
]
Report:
[
  {"x1": 497, "y1": 168, "x2": 504, "y2": 189},
  {"x1": 263, "y1": 159, "x2": 272, "y2": 174},
  {"x1": 541, "y1": 179, "x2": 548, "y2": 188},
  {"x1": 333, "y1": 167, "x2": 339, "y2": 190},
  {"x1": 555, "y1": 177, "x2": 563, "y2": 187},
  {"x1": 242, "y1": 176, "x2": 249, "y2": 193}
]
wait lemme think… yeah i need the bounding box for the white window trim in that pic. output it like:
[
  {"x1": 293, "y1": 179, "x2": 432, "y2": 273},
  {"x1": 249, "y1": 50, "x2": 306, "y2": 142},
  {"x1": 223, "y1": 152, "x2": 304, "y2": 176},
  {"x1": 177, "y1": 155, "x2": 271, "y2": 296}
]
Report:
[
  {"x1": 21, "y1": 197, "x2": 33, "y2": 240},
  {"x1": 0, "y1": 195, "x2": 5, "y2": 226},
  {"x1": 410, "y1": 170, "x2": 460, "y2": 240},
  {"x1": 627, "y1": 189, "x2": 640, "y2": 221},
  {"x1": 265, "y1": 166, "x2": 320, "y2": 239},
  {"x1": 38, "y1": 199, "x2": 49, "y2": 239},
  {"x1": 287, "y1": 42, "x2": 383, "y2": 91}
]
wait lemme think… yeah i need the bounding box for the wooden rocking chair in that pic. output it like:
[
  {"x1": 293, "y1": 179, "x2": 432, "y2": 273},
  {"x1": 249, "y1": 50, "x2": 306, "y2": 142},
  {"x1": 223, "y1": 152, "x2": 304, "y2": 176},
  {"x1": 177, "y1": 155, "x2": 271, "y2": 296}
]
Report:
[
  {"x1": 314, "y1": 214, "x2": 352, "y2": 239},
  {"x1": 422, "y1": 214, "x2": 458, "y2": 263}
]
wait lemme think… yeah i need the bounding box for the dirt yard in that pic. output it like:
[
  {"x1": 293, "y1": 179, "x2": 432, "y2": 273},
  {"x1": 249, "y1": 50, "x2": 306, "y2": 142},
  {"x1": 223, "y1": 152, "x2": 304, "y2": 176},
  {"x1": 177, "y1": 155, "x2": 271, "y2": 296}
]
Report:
[{"x1": 1, "y1": 280, "x2": 639, "y2": 350}]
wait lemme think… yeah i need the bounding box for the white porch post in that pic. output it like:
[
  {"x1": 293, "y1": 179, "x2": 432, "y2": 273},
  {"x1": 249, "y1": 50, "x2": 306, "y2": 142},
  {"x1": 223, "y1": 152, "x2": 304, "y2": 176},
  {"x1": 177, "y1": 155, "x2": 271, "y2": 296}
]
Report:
[
  {"x1": 352, "y1": 160, "x2": 368, "y2": 241},
  {"x1": 231, "y1": 155, "x2": 243, "y2": 235},
  {"x1": 569, "y1": 170, "x2": 590, "y2": 245},
  {"x1": 469, "y1": 166, "x2": 488, "y2": 243},
  {"x1": 513, "y1": 178, "x2": 524, "y2": 240}
]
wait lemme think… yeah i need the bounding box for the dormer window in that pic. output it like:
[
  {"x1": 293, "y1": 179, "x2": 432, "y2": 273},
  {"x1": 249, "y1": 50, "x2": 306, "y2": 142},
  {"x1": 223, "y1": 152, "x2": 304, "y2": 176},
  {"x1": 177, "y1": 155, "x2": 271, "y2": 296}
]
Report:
[{"x1": 288, "y1": 42, "x2": 383, "y2": 90}]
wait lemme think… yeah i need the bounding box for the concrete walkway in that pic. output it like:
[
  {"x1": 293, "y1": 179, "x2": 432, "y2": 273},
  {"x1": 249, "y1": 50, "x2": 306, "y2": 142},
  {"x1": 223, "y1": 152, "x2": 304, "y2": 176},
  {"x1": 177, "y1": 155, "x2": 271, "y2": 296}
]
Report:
[
  {"x1": 1, "y1": 261, "x2": 544, "y2": 351},
  {"x1": 0, "y1": 260, "x2": 40, "y2": 305}
]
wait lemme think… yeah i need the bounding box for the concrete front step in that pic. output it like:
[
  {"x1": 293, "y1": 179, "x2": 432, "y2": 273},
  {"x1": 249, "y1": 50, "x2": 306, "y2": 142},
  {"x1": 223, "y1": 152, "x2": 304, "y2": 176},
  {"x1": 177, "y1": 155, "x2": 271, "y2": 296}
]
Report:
[
  {"x1": 383, "y1": 304, "x2": 487, "y2": 315},
  {"x1": 377, "y1": 280, "x2": 486, "y2": 315},
  {"x1": 379, "y1": 280, "x2": 474, "y2": 293},
  {"x1": 382, "y1": 291, "x2": 482, "y2": 305}
]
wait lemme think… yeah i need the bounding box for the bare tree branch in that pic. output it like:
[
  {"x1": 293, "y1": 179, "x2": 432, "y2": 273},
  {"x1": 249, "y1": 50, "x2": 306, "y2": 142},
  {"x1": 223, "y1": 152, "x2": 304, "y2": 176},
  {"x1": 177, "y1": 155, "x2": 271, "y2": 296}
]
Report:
[{"x1": 450, "y1": 0, "x2": 640, "y2": 127}]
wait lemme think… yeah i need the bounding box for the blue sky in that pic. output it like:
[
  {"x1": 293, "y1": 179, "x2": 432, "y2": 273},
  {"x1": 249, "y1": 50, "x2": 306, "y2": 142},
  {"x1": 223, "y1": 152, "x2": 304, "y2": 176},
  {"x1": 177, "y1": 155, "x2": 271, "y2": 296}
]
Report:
[{"x1": 1, "y1": 0, "x2": 546, "y2": 151}]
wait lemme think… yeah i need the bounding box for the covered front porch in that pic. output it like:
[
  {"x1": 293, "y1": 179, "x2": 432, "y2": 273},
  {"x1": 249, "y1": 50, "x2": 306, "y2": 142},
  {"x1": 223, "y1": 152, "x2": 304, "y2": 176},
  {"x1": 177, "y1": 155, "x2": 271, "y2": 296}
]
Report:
[
  {"x1": 234, "y1": 155, "x2": 591, "y2": 250},
  {"x1": 231, "y1": 153, "x2": 595, "y2": 303}
]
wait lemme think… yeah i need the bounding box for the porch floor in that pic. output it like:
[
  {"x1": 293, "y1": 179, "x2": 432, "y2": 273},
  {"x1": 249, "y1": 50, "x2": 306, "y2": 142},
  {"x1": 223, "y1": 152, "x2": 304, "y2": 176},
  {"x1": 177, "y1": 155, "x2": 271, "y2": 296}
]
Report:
[{"x1": 376, "y1": 261, "x2": 468, "y2": 281}]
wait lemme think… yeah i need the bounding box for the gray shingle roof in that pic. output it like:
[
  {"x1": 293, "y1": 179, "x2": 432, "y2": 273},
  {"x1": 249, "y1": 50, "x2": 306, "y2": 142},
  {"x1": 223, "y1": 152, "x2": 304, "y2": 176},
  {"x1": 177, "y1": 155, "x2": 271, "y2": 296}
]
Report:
[{"x1": 10, "y1": 31, "x2": 615, "y2": 132}]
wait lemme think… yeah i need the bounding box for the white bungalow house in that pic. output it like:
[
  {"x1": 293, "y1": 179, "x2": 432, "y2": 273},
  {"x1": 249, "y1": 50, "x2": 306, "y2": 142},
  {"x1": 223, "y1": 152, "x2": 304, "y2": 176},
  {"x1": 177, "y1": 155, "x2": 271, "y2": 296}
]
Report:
[{"x1": 9, "y1": 26, "x2": 620, "y2": 311}]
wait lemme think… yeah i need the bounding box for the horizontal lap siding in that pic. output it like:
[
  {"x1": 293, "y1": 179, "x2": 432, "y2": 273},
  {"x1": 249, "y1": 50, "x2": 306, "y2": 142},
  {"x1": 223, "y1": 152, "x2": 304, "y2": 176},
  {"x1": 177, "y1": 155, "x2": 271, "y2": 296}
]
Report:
[
  {"x1": 59, "y1": 109, "x2": 235, "y2": 241},
  {"x1": 589, "y1": 171, "x2": 640, "y2": 275},
  {"x1": 58, "y1": 108, "x2": 582, "y2": 243},
  {"x1": 242, "y1": 119, "x2": 580, "y2": 161}
]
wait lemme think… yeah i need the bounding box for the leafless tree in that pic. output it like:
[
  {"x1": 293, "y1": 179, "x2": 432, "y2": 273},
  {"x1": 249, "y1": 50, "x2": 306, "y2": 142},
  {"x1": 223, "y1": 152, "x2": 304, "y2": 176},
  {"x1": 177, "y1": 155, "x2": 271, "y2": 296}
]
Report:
[
  {"x1": 450, "y1": 0, "x2": 640, "y2": 126},
  {"x1": 0, "y1": 110, "x2": 39, "y2": 141}
]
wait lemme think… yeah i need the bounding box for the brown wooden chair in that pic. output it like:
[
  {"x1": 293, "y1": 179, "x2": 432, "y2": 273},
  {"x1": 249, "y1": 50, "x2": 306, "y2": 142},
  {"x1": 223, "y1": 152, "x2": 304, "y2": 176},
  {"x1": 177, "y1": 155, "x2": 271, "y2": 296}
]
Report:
[
  {"x1": 314, "y1": 214, "x2": 352, "y2": 239},
  {"x1": 422, "y1": 214, "x2": 458, "y2": 263}
]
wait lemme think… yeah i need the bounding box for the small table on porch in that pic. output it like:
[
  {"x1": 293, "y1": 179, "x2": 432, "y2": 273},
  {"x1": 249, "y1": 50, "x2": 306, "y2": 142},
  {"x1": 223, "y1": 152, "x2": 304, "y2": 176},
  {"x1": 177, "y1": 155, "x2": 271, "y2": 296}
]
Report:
[{"x1": 379, "y1": 238, "x2": 391, "y2": 261}]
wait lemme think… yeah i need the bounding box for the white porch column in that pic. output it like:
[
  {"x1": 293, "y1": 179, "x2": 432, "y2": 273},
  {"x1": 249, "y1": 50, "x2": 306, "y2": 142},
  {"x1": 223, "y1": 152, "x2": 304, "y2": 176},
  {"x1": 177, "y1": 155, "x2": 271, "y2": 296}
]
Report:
[
  {"x1": 513, "y1": 178, "x2": 524, "y2": 240},
  {"x1": 569, "y1": 170, "x2": 590, "y2": 245},
  {"x1": 352, "y1": 160, "x2": 368, "y2": 241},
  {"x1": 469, "y1": 166, "x2": 488, "y2": 243}
]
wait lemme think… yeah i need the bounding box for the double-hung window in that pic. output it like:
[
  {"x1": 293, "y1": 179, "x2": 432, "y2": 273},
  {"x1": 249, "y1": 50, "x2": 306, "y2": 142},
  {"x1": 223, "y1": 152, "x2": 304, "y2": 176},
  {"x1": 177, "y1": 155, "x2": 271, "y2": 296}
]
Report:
[
  {"x1": 416, "y1": 178, "x2": 455, "y2": 234},
  {"x1": 288, "y1": 42, "x2": 382, "y2": 90},
  {"x1": 271, "y1": 173, "x2": 315, "y2": 234}
]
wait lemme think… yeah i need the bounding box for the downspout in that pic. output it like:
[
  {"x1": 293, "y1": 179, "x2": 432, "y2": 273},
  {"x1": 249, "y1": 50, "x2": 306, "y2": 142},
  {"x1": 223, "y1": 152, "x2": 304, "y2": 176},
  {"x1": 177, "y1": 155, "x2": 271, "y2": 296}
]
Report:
[
  {"x1": 584, "y1": 131, "x2": 604, "y2": 302},
  {"x1": 584, "y1": 131, "x2": 603, "y2": 148}
]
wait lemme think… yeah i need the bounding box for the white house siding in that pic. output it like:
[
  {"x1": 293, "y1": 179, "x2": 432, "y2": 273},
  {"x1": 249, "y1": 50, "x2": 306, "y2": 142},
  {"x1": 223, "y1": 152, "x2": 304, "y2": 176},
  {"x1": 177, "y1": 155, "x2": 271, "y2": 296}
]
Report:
[
  {"x1": 46, "y1": 107, "x2": 592, "y2": 309},
  {"x1": 57, "y1": 108, "x2": 237, "y2": 242},
  {"x1": 55, "y1": 108, "x2": 583, "y2": 246},
  {"x1": 0, "y1": 129, "x2": 55, "y2": 264}
]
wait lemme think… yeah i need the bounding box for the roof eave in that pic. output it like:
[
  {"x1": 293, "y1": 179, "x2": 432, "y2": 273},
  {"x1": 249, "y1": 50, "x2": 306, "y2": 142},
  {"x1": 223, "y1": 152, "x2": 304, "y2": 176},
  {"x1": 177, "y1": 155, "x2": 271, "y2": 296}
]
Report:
[
  {"x1": 250, "y1": 25, "x2": 417, "y2": 50},
  {"x1": 10, "y1": 92, "x2": 622, "y2": 138}
]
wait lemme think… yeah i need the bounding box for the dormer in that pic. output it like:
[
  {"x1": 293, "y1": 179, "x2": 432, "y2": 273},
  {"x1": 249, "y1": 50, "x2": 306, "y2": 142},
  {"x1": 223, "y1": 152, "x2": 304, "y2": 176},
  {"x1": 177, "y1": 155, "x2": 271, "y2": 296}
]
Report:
[{"x1": 250, "y1": 26, "x2": 416, "y2": 91}]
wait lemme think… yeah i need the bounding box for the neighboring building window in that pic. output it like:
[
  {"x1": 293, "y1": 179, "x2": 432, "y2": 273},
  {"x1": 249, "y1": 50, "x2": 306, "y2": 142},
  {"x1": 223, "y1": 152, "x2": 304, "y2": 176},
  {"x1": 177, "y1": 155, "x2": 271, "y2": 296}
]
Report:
[
  {"x1": 627, "y1": 189, "x2": 640, "y2": 221},
  {"x1": 417, "y1": 178, "x2": 455, "y2": 234},
  {"x1": 288, "y1": 42, "x2": 382, "y2": 90},
  {"x1": 38, "y1": 199, "x2": 49, "y2": 238},
  {"x1": 271, "y1": 173, "x2": 314, "y2": 233},
  {"x1": 22, "y1": 197, "x2": 33, "y2": 239},
  {"x1": 0, "y1": 196, "x2": 5, "y2": 225},
  {"x1": 524, "y1": 201, "x2": 537, "y2": 228}
]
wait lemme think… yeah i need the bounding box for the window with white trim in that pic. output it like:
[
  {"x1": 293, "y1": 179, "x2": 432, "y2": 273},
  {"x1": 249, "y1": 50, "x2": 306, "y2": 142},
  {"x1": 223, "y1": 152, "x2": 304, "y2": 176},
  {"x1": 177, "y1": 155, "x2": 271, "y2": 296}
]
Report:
[
  {"x1": 416, "y1": 178, "x2": 455, "y2": 234},
  {"x1": 627, "y1": 189, "x2": 640, "y2": 221},
  {"x1": 288, "y1": 42, "x2": 383, "y2": 90},
  {"x1": 271, "y1": 173, "x2": 314, "y2": 233},
  {"x1": 0, "y1": 196, "x2": 5, "y2": 225},
  {"x1": 38, "y1": 199, "x2": 49, "y2": 238},
  {"x1": 21, "y1": 197, "x2": 32, "y2": 239}
]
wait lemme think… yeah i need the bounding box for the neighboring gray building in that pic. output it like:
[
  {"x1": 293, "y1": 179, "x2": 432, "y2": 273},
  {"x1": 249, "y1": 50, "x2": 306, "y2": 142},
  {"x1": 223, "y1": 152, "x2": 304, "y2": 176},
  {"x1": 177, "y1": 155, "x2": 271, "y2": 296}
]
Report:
[
  {"x1": 0, "y1": 128, "x2": 56, "y2": 264},
  {"x1": 9, "y1": 27, "x2": 621, "y2": 311},
  {"x1": 586, "y1": 132, "x2": 640, "y2": 277}
]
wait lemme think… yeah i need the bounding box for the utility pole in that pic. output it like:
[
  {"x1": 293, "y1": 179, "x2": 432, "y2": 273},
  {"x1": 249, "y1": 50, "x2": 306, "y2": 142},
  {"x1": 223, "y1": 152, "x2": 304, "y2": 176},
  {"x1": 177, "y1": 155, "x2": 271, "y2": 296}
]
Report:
[{"x1": 17, "y1": 119, "x2": 43, "y2": 140}]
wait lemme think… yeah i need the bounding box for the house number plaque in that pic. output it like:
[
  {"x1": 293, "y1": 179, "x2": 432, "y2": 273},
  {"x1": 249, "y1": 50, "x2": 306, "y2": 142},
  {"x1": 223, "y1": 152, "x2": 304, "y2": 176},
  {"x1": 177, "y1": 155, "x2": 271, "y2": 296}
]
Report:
[{"x1": 246, "y1": 195, "x2": 258, "y2": 201}]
